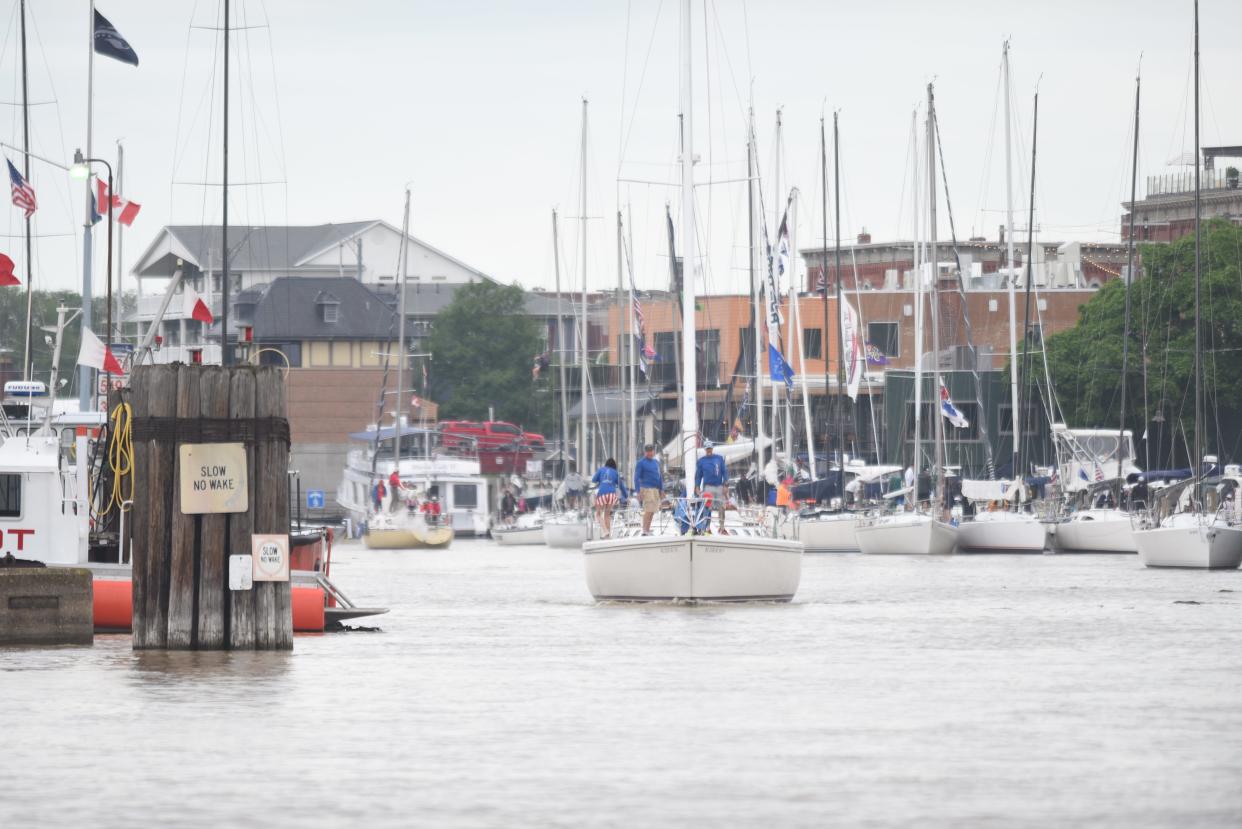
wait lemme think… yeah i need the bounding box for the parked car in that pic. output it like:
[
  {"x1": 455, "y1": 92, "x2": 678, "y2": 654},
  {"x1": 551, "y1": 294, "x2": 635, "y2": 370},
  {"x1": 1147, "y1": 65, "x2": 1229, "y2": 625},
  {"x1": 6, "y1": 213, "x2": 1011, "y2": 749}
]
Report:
[{"x1": 440, "y1": 420, "x2": 544, "y2": 451}]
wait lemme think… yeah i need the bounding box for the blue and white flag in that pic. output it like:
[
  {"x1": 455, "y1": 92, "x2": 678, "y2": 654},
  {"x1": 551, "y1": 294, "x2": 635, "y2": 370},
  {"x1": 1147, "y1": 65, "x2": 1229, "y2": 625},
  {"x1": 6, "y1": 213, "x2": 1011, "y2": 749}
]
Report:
[
  {"x1": 939, "y1": 380, "x2": 969, "y2": 428},
  {"x1": 764, "y1": 204, "x2": 795, "y2": 389},
  {"x1": 94, "y1": 9, "x2": 139, "y2": 66}
]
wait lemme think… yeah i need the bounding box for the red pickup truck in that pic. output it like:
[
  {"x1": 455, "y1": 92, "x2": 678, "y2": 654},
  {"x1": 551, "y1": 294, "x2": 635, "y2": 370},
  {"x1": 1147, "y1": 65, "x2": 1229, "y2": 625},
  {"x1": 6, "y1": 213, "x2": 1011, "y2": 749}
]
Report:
[{"x1": 439, "y1": 420, "x2": 545, "y2": 451}]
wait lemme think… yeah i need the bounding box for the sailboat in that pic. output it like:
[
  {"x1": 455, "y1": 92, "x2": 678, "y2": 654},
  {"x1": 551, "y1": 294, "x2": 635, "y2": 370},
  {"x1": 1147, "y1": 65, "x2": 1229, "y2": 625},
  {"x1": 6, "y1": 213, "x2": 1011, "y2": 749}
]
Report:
[
  {"x1": 957, "y1": 42, "x2": 1045, "y2": 554},
  {"x1": 1053, "y1": 64, "x2": 1143, "y2": 555},
  {"x1": 855, "y1": 84, "x2": 958, "y2": 557},
  {"x1": 1132, "y1": 1, "x2": 1242, "y2": 570},
  {"x1": 581, "y1": 0, "x2": 803, "y2": 601}
]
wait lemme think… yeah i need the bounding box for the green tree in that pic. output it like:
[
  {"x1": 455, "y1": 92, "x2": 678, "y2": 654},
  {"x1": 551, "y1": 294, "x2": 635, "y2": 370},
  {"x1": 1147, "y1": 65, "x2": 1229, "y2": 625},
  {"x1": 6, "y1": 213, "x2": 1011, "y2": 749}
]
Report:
[
  {"x1": 1042, "y1": 220, "x2": 1242, "y2": 466},
  {"x1": 426, "y1": 281, "x2": 550, "y2": 432}
]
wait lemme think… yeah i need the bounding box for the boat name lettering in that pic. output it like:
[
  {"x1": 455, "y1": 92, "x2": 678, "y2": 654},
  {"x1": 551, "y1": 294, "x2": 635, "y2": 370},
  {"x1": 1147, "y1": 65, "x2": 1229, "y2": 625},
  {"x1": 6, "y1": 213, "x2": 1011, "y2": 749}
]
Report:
[{"x1": 0, "y1": 528, "x2": 35, "y2": 552}]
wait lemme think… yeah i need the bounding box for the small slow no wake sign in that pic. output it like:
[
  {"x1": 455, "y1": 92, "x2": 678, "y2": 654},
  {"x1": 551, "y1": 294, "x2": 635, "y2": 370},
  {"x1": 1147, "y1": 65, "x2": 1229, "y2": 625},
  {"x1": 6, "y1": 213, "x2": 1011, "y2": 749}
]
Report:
[{"x1": 179, "y1": 443, "x2": 249, "y2": 514}]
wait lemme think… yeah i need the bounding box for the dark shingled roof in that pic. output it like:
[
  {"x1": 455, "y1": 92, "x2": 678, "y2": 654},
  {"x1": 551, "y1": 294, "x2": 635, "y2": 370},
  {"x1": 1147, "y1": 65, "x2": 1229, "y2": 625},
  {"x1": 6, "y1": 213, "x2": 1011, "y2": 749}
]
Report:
[
  {"x1": 163, "y1": 223, "x2": 376, "y2": 272},
  {"x1": 250, "y1": 277, "x2": 394, "y2": 341}
]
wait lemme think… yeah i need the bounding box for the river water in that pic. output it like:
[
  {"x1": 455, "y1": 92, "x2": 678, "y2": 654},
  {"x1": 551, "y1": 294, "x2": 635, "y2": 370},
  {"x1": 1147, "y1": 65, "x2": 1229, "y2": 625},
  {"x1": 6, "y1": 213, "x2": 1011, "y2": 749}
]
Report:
[{"x1": 2, "y1": 540, "x2": 1241, "y2": 827}]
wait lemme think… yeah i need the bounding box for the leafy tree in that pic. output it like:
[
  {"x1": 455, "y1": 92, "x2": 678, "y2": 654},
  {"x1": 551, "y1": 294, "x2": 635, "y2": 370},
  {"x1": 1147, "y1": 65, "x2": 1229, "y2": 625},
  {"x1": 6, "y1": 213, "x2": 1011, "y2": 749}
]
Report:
[
  {"x1": 1042, "y1": 220, "x2": 1242, "y2": 466},
  {"x1": 425, "y1": 281, "x2": 550, "y2": 433}
]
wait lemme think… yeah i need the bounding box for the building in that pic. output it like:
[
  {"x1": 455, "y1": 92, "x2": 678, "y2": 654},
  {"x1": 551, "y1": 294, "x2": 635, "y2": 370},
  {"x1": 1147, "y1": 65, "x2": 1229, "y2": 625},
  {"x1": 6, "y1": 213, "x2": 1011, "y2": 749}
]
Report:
[{"x1": 1121, "y1": 146, "x2": 1242, "y2": 242}]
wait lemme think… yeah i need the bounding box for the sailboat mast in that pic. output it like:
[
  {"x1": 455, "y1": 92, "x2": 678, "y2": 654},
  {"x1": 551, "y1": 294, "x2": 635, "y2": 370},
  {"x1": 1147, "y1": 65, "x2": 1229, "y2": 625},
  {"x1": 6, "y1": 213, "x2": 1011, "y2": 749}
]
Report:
[
  {"x1": 395, "y1": 187, "x2": 411, "y2": 468},
  {"x1": 1192, "y1": 0, "x2": 1202, "y2": 483},
  {"x1": 772, "y1": 109, "x2": 783, "y2": 460},
  {"x1": 221, "y1": 0, "x2": 231, "y2": 366},
  {"x1": 616, "y1": 210, "x2": 627, "y2": 466},
  {"x1": 749, "y1": 118, "x2": 766, "y2": 476},
  {"x1": 912, "y1": 109, "x2": 923, "y2": 488},
  {"x1": 578, "y1": 98, "x2": 589, "y2": 474},
  {"x1": 1003, "y1": 42, "x2": 1020, "y2": 480},
  {"x1": 1119, "y1": 71, "x2": 1141, "y2": 486},
  {"x1": 552, "y1": 209, "x2": 570, "y2": 468},
  {"x1": 19, "y1": 0, "x2": 32, "y2": 380},
  {"x1": 790, "y1": 196, "x2": 817, "y2": 480},
  {"x1": 625, "y1": 205, "x2": 638, "y2": 463},
  {"x1": 819, "y1": 118, "x2": 830, "y2": 474},
  {"x1": 784, "y1": 194, "x2": 795, "y2": 466},
  {"x1": 678, "y1": 0, "x2": 699, "y2": 497},
  {"x1": 927, "y1": 84, "x2": 946, "y2": 509},
  {"x1": 833, "y1": 112, "x2": 846, "y2": 480},
  {"x1": 1018, "y1": 93, "x2": 1040, "y2": 483}
]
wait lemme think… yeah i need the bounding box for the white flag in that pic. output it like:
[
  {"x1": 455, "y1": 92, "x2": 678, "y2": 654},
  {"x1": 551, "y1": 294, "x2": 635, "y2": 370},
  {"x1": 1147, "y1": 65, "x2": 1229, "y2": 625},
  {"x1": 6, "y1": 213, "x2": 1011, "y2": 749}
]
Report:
[
  {"x1": 840, "y1": 299, "x2": 865, "y2": 400},
  {"x1": 77, "y1": 326, "x2": 123, "y2": 374}
]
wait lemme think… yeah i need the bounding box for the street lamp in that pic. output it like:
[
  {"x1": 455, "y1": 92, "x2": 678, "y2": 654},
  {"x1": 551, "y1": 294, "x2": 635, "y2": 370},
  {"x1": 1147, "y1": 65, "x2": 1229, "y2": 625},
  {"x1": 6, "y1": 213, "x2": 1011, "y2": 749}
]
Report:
[{"x1": 72, "y1": 148, "x2": 116, "y2": 391}]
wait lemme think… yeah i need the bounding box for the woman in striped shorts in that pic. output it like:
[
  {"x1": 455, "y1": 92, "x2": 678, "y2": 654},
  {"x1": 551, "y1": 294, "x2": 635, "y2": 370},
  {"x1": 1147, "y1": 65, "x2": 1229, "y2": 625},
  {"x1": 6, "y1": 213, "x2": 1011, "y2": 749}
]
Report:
[{"x1": 591, "y1": 458, "x2": 629, "y2": 539}]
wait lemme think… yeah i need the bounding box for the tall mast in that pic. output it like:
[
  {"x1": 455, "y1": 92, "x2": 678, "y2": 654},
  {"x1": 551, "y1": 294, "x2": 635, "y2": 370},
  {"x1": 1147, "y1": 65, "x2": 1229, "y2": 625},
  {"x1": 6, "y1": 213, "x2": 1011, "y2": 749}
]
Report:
[
  {"x1": 1018, "y1": 92, "x2": 1040, "y2": 484},
  {"x1": 552, "y1": 209, "x2": 570, "y2": 470},
  {"x1": 221, "y1": 0, "x2": 231, "y2": 365},
  {"x1": 1192, "y1": 0, "x2": 1202, "y2": 486},
  {"x1": 784, "y1": 194, "x2": 795, "y2": 465},
  {"x1": 578, "y1": 98, "x2": 589, "y2": 473},
  {"x1": 772, "y1": 109, "x2": 783, "y2": 459},
  {"x1": 833, "y1": 112, "x2": 847, "y2": 483},
  {"x1": 19, "y1": 0, "x2": 32, "y2": 380},
  {"x1": 1119, "y1": 70, "x2": 1141, "y2": 487},
  {"x1": 678, "y1": 0, "x2": 698, "y2": 498},
  {"x1": 790, "y1": 195, "x2": 816, "y2": 480},
  {"x1": 625, "y1": 204, "x2": 638, "y2": 465},
  {"x1": 616, "y1": 210, "x2": 627, "y2": 466},
  {"x1": 76, "y1": 0, "x2": 94, "y2": 402},
  {"x1": 749, "y1": 116, "x2": 766, "y2": 475},
  {"x1": 820, "y1": 117, "x2": 830, "y2": 477},
  {"x1": 1003, "y1": 41, "x2": 1020, "y2": 480},
  {"x1": 927, "y1": 84, "x2": 946, "y2": 510},
  {"x1": 116, "y1": 141, "x2": 124, "y2": 335},
  {"x1": 395, "y1": 187, "x2": 411, "y2": 468},
  {"x1": 911, "y1": 109, "x2": 924, "y2": 491}
]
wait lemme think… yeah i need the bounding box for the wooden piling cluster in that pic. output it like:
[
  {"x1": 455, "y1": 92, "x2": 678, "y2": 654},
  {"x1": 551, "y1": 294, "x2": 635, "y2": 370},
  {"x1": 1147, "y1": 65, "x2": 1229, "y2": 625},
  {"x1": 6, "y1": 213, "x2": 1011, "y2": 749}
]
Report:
[{"x1": 129, "y1": 364, "x2": 292, "y2": 650}]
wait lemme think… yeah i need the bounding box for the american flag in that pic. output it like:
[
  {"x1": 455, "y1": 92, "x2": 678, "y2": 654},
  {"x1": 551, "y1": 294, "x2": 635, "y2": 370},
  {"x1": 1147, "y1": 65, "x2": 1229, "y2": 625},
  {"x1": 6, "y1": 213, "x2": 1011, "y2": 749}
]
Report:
[
  {"x1": 1094, "y1": 465, "x2": 1104, "y2": 482},
  {"x1": 7, "y1": 160, "x2": 36, "y2": 218},
  {"x1": 815, "y1": 271, "x2": 827, "y2": 294},
  {"x1": 628, "y1": 265, "x2": 656, "y2": 375}
]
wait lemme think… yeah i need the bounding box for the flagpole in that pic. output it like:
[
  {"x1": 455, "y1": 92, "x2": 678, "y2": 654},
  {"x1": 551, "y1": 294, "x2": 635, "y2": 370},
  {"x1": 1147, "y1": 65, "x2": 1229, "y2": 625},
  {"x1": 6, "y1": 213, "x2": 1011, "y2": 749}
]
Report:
[
  {"x1": 116, "y1": 140, "x2": 125, "y2": 327},
  {"x1": 78, "y1": 0, "x2": 95, "y2": 403},
  {"x1": 833, "y1": 112, "x2": 847, "y2": 484},
  {"x1": 221, "y1": 0, "x2": 231, "y2": 366},
  {"x1": 20, "y1": 0, "x2": 34, "y2": 382}
]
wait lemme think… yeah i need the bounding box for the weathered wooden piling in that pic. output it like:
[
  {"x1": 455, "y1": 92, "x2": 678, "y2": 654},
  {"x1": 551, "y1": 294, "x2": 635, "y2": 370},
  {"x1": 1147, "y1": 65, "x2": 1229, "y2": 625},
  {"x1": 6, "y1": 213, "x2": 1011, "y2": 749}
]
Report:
[{"x1": 130, "y1": 363, "x2": 292, "y2": 650}]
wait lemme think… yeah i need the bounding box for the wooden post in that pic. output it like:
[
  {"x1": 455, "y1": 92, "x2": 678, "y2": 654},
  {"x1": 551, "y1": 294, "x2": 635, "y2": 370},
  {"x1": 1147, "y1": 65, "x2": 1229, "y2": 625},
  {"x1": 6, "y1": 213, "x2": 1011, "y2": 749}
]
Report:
[
  {"x1": 226, "y1": 367, "x2": 257, "y2": 649},
  {"x1": 128, "y1": 370, "x2": 150, "y2": 645},
  {"x1": 196, "y1": 367, "x2": 230, "y2": 648},
  {"x1": 166, "y1": 365, "x2": 200, "y2": 648},
  {"x1": 254, "y1": 366, "x2": 293, "y2": 649},
  {"x1": 134, "y1": 364, "x2": 178, "y2": 649}
]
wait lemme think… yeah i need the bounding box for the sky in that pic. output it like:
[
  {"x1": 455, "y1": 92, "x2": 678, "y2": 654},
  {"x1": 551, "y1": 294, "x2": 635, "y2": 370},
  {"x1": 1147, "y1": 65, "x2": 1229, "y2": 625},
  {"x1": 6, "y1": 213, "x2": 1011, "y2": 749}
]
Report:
[{"x1": 4, "y1": 0, "x2": 1241, "y2": 302}]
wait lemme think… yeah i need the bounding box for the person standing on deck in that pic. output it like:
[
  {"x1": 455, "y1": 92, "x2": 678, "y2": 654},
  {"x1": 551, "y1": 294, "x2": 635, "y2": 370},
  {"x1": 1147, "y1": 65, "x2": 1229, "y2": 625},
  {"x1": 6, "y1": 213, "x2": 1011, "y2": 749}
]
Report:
[
  {"x1": 694, "y1": 441, "x2": 729, "y2": 533},
  {"x1": 634, "y1": 443, "x2": 663, "y2": 535},
  {"x1": 563, "y1": 467, "x2": 586, "y2": 511},
  {"x1": 591, "y1": 458, "x2": 628, "y2": 539}
]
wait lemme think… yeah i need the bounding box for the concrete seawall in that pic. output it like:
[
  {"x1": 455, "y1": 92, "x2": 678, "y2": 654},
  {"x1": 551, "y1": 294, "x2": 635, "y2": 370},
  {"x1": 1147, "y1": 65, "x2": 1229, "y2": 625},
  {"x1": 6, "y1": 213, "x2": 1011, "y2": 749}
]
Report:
[{"x1": 0, "y1": 568, "x2": 93, "y2": 646}]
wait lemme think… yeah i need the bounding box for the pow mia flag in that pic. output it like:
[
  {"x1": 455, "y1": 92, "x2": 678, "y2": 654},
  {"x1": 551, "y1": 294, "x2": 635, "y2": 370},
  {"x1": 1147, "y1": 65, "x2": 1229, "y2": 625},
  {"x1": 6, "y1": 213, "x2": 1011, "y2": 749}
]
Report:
[{"x1": 94, "y1": 9, "x2": 139, "y2": 66}]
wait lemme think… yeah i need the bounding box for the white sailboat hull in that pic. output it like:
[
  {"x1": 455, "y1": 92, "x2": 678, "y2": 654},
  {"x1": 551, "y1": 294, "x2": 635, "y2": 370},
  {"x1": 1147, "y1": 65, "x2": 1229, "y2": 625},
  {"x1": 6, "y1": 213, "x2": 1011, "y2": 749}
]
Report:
[
  {"x1": 791, "y1": 512, "x2": 861, "y2": 553},
  {"x1": 492, "y1": 526, "x2": 546, "y2": 546},
  {"x1": 855, "y1": 514, "x2": 957, "y2": 555},
  {"x1": 544, "y1": 519, "x2": 592, "y2": 549},
  {"x1": 582, "y1": 534, "x2": 803, "y2": 601},
  {"x1": 1134, "y1": 517, "x2": 1242, "y2": 569},
  {"x1": 1054, "y1": 509, "x2": 1137, "y2": 553},
  {"x1": 958, "y1": 512, "x2": 1047, "y2": 553}
]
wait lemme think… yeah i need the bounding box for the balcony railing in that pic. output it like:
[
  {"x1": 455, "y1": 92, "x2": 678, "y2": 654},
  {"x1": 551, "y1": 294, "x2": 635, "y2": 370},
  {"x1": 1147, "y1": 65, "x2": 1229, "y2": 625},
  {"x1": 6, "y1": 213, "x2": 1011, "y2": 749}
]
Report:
[{"x1": 1146, "y1": 168, "x2": 1241, "y2": 198}]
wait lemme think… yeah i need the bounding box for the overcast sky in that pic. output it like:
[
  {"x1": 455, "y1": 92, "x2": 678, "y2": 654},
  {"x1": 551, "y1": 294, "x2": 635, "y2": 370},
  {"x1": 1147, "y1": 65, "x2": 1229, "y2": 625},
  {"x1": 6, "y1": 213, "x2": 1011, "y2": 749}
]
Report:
[{"x1": 5, "y1": 0, "x2": 1241, "y2": 300}]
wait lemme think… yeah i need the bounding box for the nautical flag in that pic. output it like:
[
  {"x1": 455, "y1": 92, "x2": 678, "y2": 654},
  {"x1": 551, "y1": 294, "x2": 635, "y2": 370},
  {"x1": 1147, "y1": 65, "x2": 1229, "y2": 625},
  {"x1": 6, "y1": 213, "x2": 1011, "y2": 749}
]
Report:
[
  {"x1": 89, "y1": 192, "x2": 103, "y2": 225},
  {"x1": 184, "y1": 283, "x2": 214, "y2": 324},
  {"x1": 77, "y1": 326, "x2": 124, "y2": 375},
  {"x1": 729, "y1": 388, "x2": 750, "y2": 441},
  {"x1": 840, "y1": 299, "x2": 865, "y2": 400},
  {"x1": 939, "y1": 381, "x2": 969, "y2": 428},
  {"x1": 411, "y1": 394, "x2": 422, "y2": 409},
  {"x1": 815, "y1": 271, "x2": 827, "y2": 295},
  {"x1": 865, "y1": 341, "x2": 889, "y2": 365},
  {"x1": 1078, "y1": 468, "x2": 1090, "y2": 482},
  {"x1": 96, "y1": 179, "x2": 141, "y2": 226},
  {"x1": 94, "y1": 9, "x2": 139, "y2": 66},
  {"x1": 764, "y1": 204, "x2": 795, "y2": 389},
  {"x1": 0, "y1": 253, "x2": 17, "y2": 286},
  {"x1": 7, "y1": 160, "x2": 36, "y2": 218},
  {"x1": 422, "y1": 361, "x2": 428, "y2": 391}
]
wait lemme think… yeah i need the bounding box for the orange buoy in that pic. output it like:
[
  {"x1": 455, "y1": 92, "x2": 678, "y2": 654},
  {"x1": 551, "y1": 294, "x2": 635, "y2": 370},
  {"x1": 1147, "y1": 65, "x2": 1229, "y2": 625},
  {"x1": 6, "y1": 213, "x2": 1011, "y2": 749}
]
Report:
[
  {"x1": 93, "y1": 579, "x2": 133, "y2": 631},
  {"x1": 291, "y1": 586, "x2": 325, "y2": 632}
]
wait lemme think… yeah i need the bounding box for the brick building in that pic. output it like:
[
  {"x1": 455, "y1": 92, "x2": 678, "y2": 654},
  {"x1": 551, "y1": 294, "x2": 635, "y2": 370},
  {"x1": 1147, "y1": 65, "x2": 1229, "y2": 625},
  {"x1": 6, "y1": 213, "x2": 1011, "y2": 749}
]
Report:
[{"x1": 1121, "y1": 146, "x2": 1242, "y2": 243}]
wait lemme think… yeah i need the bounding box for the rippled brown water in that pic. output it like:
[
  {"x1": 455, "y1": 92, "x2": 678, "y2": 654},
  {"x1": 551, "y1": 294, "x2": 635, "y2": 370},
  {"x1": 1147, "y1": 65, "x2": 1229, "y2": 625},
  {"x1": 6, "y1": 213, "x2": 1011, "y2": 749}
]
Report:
[{"x1": 2, "y1": 541, "x2": 1241, "y2": 827}]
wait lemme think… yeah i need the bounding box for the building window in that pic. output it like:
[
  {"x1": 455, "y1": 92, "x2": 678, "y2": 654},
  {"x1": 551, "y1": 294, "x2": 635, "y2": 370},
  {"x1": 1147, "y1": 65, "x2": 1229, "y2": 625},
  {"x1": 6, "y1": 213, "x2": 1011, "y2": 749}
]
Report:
[
  {"x1": 452, "y1": 483, "x2": 478, "y2": 510},
  {"x1": 698, "y1": 329, "x2": 721, "y2": 386},
  {"x1": 803, "y1": 327, "x2": 823, "y2": 359},
  {"x1": 315, "y1": 291, "x2": 341, "y2": 323},
  {"x1": 0, "y1": 473, "x2": 20, "y2": 518},
  {"x1": 998, "y1": 404, "x2": 1039, "y2": 437},
  {"x1": 653, "y1": 331, "x2": 678, "y2": 384},
  {"x1": 868, "y1": 321, "x2": 900, "y2": 359}
]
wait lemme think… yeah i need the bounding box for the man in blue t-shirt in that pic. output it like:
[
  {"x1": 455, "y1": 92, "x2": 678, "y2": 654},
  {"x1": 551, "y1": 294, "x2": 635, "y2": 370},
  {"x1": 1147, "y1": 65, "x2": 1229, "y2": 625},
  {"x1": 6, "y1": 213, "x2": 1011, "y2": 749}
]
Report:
[
  {"x1": 694, "y1": 441, "x2": 729, "y2": 533},
  {"x1": 634, "y1": 444, "x2": 663, "y2": 534}
]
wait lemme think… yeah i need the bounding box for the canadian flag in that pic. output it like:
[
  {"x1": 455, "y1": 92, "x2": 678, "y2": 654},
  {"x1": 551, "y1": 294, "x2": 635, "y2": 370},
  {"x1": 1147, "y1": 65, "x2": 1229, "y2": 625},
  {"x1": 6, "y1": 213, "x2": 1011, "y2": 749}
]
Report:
[
  {"x1": 95, "y1": 178, "x2": 141, "y2": 226},
  {"x1": 184, "y1": 283, "x2": 214, "y2": 324},
  {"x1": 78, "y1": 326, "x2": 124, "y2": 375}
]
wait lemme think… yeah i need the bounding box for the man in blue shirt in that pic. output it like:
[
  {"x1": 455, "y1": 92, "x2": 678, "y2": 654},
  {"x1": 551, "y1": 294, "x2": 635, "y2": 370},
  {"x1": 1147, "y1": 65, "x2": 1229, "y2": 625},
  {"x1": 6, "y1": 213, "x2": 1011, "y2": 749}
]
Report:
[
  {"x1": 694, "y1": 440, "x2": 729, "y2": 533},
  {"x1": 634, "y1": 443, "x2": 663, "y2": 534}
]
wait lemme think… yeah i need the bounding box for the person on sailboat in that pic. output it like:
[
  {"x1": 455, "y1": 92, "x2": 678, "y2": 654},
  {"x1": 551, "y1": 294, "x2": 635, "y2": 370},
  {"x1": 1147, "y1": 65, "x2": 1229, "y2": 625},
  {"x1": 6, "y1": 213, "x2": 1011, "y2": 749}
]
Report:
[
  {"x1": 591, "y1": 458, "x2": 628, "y2": 538},
  {"x1": 388, "y1": 469, "x2": 403, "y2": 513},
  {"x1": 563, "y1": 467, "x2": 586, "y2": 511},
  {"x1": 695, "y1": 441, "x2": 729, "y2": 533},
  {"x1": 500, "y1": 488, "x2": 518, "y2": 527},
  {"x1": 634, "y1": 443, "x2": 663, "y2": 535}
]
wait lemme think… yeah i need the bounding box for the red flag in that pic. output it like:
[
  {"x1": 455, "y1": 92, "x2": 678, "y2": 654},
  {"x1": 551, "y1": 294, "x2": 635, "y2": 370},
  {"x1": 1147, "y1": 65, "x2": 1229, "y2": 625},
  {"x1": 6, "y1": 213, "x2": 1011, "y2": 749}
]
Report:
[
  {"x1": 183, "y1": 283, "x2": 214, "y2": 324},
  {"x1": 0, "y1": 252, "x2": 17, "y2": 286},
  {"x1": 411, "y1": 394, "x2": 422, "y2": 409},
  {"x1": 78, "y1": 326, "x2": 124, "y2": 374},
  {"x1": 96, "y1": 178, "x2": 141, "y2": 226}
]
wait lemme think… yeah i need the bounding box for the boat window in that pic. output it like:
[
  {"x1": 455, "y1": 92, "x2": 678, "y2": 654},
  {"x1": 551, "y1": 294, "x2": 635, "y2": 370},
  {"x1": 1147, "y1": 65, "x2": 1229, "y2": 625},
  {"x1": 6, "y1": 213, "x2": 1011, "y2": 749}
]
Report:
[
  {"x1": 0, "y1": 473, "x2": 20, "y2": 518},
  {"x1": 452, "y1": 484, "x2": 478, "y2": 509}
]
